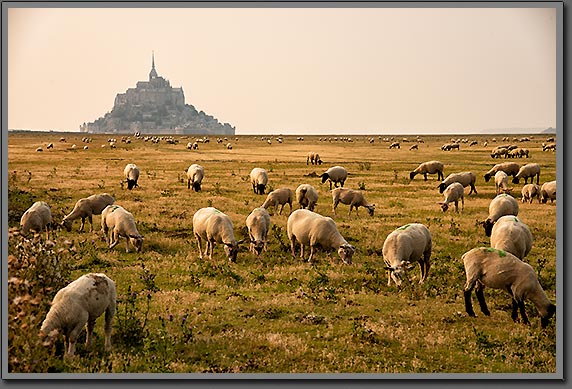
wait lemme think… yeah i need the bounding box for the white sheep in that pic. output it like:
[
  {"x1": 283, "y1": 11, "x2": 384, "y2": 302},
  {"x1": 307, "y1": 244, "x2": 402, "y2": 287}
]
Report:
[
  {"x1": 320, "y1": 166, "x2": 348, "y2": 190},
  {"x1": 331, "y1": 187, "x2": 375, "y2": 216},
  {"x1": 437, "y1": 172, "x2": 477, "y2": 195},
  {"x1": 483, "y1": 162, "x2": 520, "y2": 182},
  {"x1": 187, "y1": 164, "x2": 205, "y2": 192},
  {"x1": 438, "y1": 182, "x2": 464, "y2": 213},
  {"x1": 261, "y1": 187, "x2": 293, "y2": 215},
  {"x1": 521, "y1": 183, "x2": 541, "y2": 204},
  {"x1": 296, "y1": 184, "x2": 319, "y2": 211},
  {"x1": 123, "y1": 163, "x2": 140, "y2": 190},
  {"x1": 512, "y1": 163, "x2": 541, "y2": 185},
  {"x1": 382, "y1": 223, "x2": 432, "y2": 286},
  {"x1": 250, "y1": 167, "x2": 269, "y2": 195},
  {"x1": 409, "y1": 160, "x2": 444, "y2": 181},
  {"x1": 20, "y1": 201, "x2": 52, "y2": 240},
  {"x1": 192, "y1": 207, "x2": 243, "y2": 262},
  {"x1": 306, "y1": 152, "x2": 323, "y2": 165},
  {"x1": 287, "y1": 209, "x2": 355, "y2": 264},
  {"x1": 389, "y1": 142, "x2": 400, "y2": 149},
  {"x1": 490, "y1": 215, "x2": 533, "y2": 259},
  {"x1": 40, "y1": 273, "x2": 116, "y2": 356},
  {"x1": 101, "y1": 205, "x2": 144, "y2": 252},
  {"x1": 462, "y1": 247, "x2": 555, "y2": 328},
  {"x1": 482, "y1": 194, "x2": 519, "y2": 236},
  {"x1": 245, "y1": 207, "x2": 271, "y2": 257},
  {"x1": 494, "y1": 171, "x2": 512, "y2": 195},
  {"x1": 61, "y1": 193, "x2": 115, "y2": 233},
  {"x1": 540, "y1": 180, "x2": 556, "y2": 204}
]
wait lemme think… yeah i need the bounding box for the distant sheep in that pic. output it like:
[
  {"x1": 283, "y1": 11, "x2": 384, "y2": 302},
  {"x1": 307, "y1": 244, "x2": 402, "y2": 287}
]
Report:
[
  {"x1": 483, "y1": 162, "x2": 520, "y2": 182},
  {"x1": 20, "y1": 201, "x2": 52, "y2": 240},
  {"x1": 245, "y1": 207, "x2": 271, "y2": 257},
  {"x1": 261, "y1": 187, "x2": 293, "y2": 215},
  {"x1": 494, "y1": 171, "x2": 512, "y2": 195},
  {"x1": 306, "y1": 152, "x2": 323, "y2": 165},
  {"x1": 438, "y1": 172, "x2": 477, "y2": 195},
  {"x1": 192, "y1": 207, "x2": 243, "y2": 262},
  {"x1": 410, "y1": 160, "x2": 444, "y2": 181},
  {"x1": 123, "y1": 163, "x2": 140, "y2": 190},
  {"x1": 250, "y1": 168, "x2": 269, "y2": 195},
  {"x1": 482, "y1": 194, "x2": 519, "y2": 236},
  {"x1": 320, "y1": 166, "x2": 348, "y2": 190},
  {"x1": 438, "y1": 182, "x2": 464, "y2": 213},
  {"x1": 61, "y1": 193, "x2": 115, "y2": 232},
  {"x1": 490, "y1": 216, "x2": 533, "y2": 259},
  {"x1": 521, "y1": 184, "x2": 541, "y2": 204},
  {"x1": 389, "y1": 142, "x2": 400, "y2": 149},
  {"x1": 101, "y1": 205, "x2": 144, "y2": 253},
  {"x1": 512, "y1": 163, "x2": 540, "y2": 185},
  {"x1": 409, "y1": 144, "x2": 419, "y2": 151},
  {"x1": 187, "y1": 164, "x2": 205, "y2": 192},
  {"x1": 226, "y1": 143, "x2": 233, "y2": 150},
  {"x1": 540, "y1": 180, "x2": 556, "y2": 204},
  {"x1": 331, "y1": 187, "x2": 375, "y2": 217},
  {"x1": 296, "y1": 184, "x2": 319, "y2": 211}
]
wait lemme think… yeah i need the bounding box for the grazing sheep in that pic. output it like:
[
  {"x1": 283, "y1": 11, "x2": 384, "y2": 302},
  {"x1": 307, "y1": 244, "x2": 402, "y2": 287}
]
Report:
[
  {"x1": 540, "y1": 180, "x2": 556, "y2": 203},
  {"x1": 331, "y1": 187, "x2": 375, "y2": 217},
  {"x1": 192, "y1": 207, "x2": 243, "y2": 262},
  {"x1": 123, "y1": 163, "x2": 140, "y2": 190},
  {"x1": 521, "y1": 183, "x2": 541, "y2": 204},
  {"x1": 226, "y1": 143, "x2": 233, "y2": 150},
  {"x1": 250, "y1": 167, "x2": 269, "y2": 195},
  {"x1": 409, "y1": 144, "x2": 419, "y2": 151},
  {"x1": 287, "y1": 209, "x2": 355, "y2": 264},
  {"x1": 437, "y1": 172, "x2": 477, "y2": 195},
  {"x1": 494, "y1": 171, "x2": 512, "y2": 195},
  {"x1": 382, "y1": 223, "x2": 432, "y2": 286},
  {"x1": 438, "y1": 182, "x2": 464, "y2": 213},
  {"x1": 512, "y1": 163, "x2": 540, "y2": 185},
  {"x1": 296, "y1": 184, "x2": 319, "y2": 211},
  {"x1": 261, "y1": 187, "x2": 293, "y2": 215},
  {"x1": 306, "y1": 152, "x2": 323, "y2": 165},
  {"x1": 490, "y1": 215, "x2": 533, "y2": 260},
  {"x1": 245, "y1": 207, "x2": 271, "y2": 256},
  {"x1": 101, "y1": 205, "x2": 144, "y2": 253},
  {"x1": 47, "y1": 143, "x2": 54, "y2": 149},
  {"x1": 61, "y1": 193, "x2": 115, "y2": 232},
  {"x1": 389, "y1": 142, "x2": 400, "y2": 149},
  {"x1": 320, "y1": 166, "x2": 348, "y2": 190},
  {"x1": 187, "y1": 164, "x2": 205, "y2": 192},
  {"x1": 40, "y1": 273, "x2": 116, "y2": 356},
  {"x1": 20, "y1": 201, "x2": 52, "y2": 240},
  {"x1": 36, "y1": 147, "x2": 43, "y2": 152},
  {"x1": 482, "y1": 194, "x2": 519, "y2": 236},
  {"x1": 483, "y1": 162, "x2": 520, "y2": 182},
  {"x1": 462, "y1": 247, "x2": 555, "y2": 328},
  {"x1": 409, "y1": 160, "x2": 444, "y2": 181}
]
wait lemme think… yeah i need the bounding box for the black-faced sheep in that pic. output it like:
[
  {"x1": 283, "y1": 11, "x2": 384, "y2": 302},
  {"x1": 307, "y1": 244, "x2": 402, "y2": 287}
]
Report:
[
  {"x1": 483, "y1": 162, "x2": 520, "y2": 182},
  {"x1": 320, "y1": 166, "x2": 348, "y2": 190},
  {"x1": 187, "y1": 164, "x2": 205, "y2": 192},
  {"x1": 389, "y1": 142, "x2": 400, "y2": 149},
  {"x1": 540, "y1": 180, "x2": 556, "y2": 203},
  {"x1": 512, "y1": 163, "x2": 540, "y2": 185},
  {"x1": 494, "y1": 171, "x2": 512, "y2": 195},
  {"x1": 306, "y1": 152, "x2": 323, "y2": 165},
  {"x1": 490, "y1": 215, "x2": 533, "y2": 260},
  {"x1": 250, "y1": 168, "x2": 269, "y2": 195},
  {"x1": 296, "y1": 184, "x2": 319, "y2": 211},
  {"x1": 124, "y1": 163, "x2": 140, "y2": 190},
  {"x1": 481, "y1": 194, "x2": 519, "y2": 236},
  {"x1": 20, "y1": 201, "x2": 52, "y2": 240},
  {"x1": 521, "y1": 183, "x2": 541, "y2": 204},
  {"x1": 61, "y1": 193, "x2": 115, "y2": 233},
  {"x1": 261, "y1": 187, "x2": 293, "y2": 215},
  {"x1": 101, "y1": 205, "x2": 144, "y2": 253},
  {"x1": 331, "y1": 187, "x2": 375, "y2": 217},
  {"x1": 438, "y1": 182, "x2": 464, "y2": 213},
  {"x1": 192, "y1": 207, "x2": 243, "y2": 262},
  {"x1": 245, "y1": 207, "x2": 271, "y2": 257},
  {"x1": 410, "y1": 160, "x2": 445, "y2": 181},
  {"x1": 438, "y1": 172, "x2": 477, "y2": 195}
]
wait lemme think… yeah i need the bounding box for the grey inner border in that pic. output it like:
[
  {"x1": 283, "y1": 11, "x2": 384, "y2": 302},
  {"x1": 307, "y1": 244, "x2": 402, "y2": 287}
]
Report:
[{"x1": 1, "y1": 0, "x2": 566, "y2": 385}]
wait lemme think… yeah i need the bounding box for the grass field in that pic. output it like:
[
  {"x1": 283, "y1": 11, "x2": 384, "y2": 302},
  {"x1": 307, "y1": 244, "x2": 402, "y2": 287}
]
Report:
[{"x1": 6, "y1": 131, "x2": 558, "y2": 374}]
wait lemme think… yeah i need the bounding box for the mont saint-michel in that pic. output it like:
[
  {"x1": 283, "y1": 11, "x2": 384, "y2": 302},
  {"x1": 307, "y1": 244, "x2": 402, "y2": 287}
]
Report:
[{"x1": 80, "y1": 54, "x2": 235, "y2": 135}]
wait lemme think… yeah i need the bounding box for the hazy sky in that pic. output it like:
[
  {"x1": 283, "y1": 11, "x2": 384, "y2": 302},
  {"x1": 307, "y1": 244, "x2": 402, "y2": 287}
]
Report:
[{"x1": 7, "y1": 6, "x2": 557, "y2": 134}]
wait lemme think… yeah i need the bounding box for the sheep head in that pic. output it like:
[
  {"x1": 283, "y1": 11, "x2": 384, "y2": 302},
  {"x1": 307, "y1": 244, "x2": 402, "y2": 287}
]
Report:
[
  {"x1": 337, "y1": 244, "x2": 355, "y2": 265},
  {"x1": 129, "y1": 234, "x2": 144, "y2": 252}
]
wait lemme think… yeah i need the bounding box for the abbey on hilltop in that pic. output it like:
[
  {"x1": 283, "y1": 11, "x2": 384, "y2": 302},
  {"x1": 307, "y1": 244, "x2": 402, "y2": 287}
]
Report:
[{"x1": 80, "y1": 53, "x2": 235, "y2": 135}]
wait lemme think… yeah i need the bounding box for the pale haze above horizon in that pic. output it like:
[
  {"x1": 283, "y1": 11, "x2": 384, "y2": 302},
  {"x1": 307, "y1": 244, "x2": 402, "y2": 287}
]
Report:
[{"x1": 7, "y1": 6, "x2": 557, "y2": 135}]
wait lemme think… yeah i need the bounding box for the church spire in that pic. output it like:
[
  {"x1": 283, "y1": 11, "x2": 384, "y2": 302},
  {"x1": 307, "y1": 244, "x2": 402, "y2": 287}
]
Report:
[{"x1": 149, "y1": 51, "x2": 158, "y2": 80}]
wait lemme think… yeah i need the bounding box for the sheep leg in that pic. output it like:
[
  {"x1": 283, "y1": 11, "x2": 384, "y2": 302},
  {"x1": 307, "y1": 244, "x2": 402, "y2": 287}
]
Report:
[
  {"x1": 308, "y1": 245, "x2": 314, "y2": 263},
  {"x1": 333, "y1": 200, "x2": 339, "y2": 215},
  {"x1": 290, "y1": 236, "x2": 296, "y2": 257},
  {"x1": 85, "y1": 319, "x2": 96, "y2": 350},
  {"x1": 475, "y1": 285, "x2": 490, "y2": 316},
  {"x1": 454, "y1": 200, "x2": 459, "y2": 213},
  {"x1": 423, "y1": 173, "x2": 428, "y2": 181},
  {"x1": 464, "y1": 289, "x2": 476, "y2": 317},
  {"x1": 387, "y1": 270, "x2": 392, "y2": 287},
  {"x1": 348, "y1": 205, "x2": 353, "y2": 217},
  {"x1": 518, "y1": 300, "x2": 529, "y2": 325},
  {"x1": 461, "y1": 196, "x2": 464, "y2": 212},
  {"x1": 279, "y1": 204, "x2": 285, "y2": 215},
  {"x1": 88, "y1": 215, "x2": 93, "y2": 233},
  {"x1": 109, "y1": 230, "x2": 120, "y2": 249},
  {"x1": 195, "y1": 234, "x2": 203, "y2": 259},
  {"x1": 536, "y1": 174, "x2": 540, "y2": 185},
  {"x1": 79, "y1": 217, "x2": 86, "y2": 232},
  {"x1": 208, "y1": 240, "x2": 214, "y2": 260},
  {"x1": 300, "y1": 244, "x2": 305, "y2": 260},
  {"x1": 104, "y1": 303, "x2": 115, "y2": 352},
  {"x1": 511, "y1": 299, "x2": 519, "y2": 322},
  {"x1": 125, "y1": 236, "x2": 131, "y2": 253}
]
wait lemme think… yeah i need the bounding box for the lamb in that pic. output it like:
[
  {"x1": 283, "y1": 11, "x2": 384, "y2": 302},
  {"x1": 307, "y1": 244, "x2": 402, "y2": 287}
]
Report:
[
  {"x1": 101, "y1": 205, "x2": 144, "y2": 253},
  {"x1": 494, "y1": 171, "x2": 512, "y2": 195},
  {"x1": 382, "y1": 223, "x2": 432, "y2": 286},
  {"x1": 306, "y1": 152, "x2": 323, "y2": 165},
  {"x1": 521, "y1": 183, "x2": 541, "y2": 203},
  {"x1": 245, "y1": 207, "x2": 271, "y2": 257},
  {"x1": 261, "y1": 187, "x2": 293, "y2": 215},
  {"x1": 296, "y1": 184, "x2": 319, "y2": 211},
  {"x1": 481, "y1": 194, "x2": 519, "y2": 236},
  {"x1": 490, "y1": 216, "x2": 533, "y2": 259},
  {"x1": 287, "y1": 209, "x2": 355, "y2": 264},
  {"x1": 462, "y1": 247, "x2": 555, "y2": 328},
  {"x1": 409, "y1": 160, "x2": 444, "y2": 181},
  {"x1": 483, "y1": 162, "x2": 520, "y2": 182},
  {"x1": 250, "y1": 167, "x2": 269, "y2": 195},
  {"x1": 20, "y1": 201, "x2": 53, "y2": 240},
  {"x1": 40, "y1": 273, "x2": 116, "y2": 356},
  {"x1": 192, "y1": 207, "x2": 243, "y2": 262},
  {"x1": 512, "y1": 163, "x2": 540, "y2": 185},
  {"x1": 438, "y1": 182, "x2": 464, "y2": 213},
  {"x1": 123, "y1": 163, "x2": 140, "y2": 190},
  {"x1": 540, "y1": 180, "x2": 556, "y2": 203},
  {"x1": 61, "y1": 193, "x2": 115, "y2": 232},
  {"x1": 320, "y1": 166, "x2": 348, "y2": 190},
  {"x1": 437, "y1": 172, "x2": 477, "y2": 195},
  {"x1": 186, "y1": 164, "x2": 205, "y2": 192},
  {"x1": 331, "y1": 187, "x2": 375, "y2": 217}
]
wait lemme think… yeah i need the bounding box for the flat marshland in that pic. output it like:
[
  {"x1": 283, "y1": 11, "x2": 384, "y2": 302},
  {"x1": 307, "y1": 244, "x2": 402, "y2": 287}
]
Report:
[{"x1": 7, "y1": 132, "x2": 557, "y2": 374}]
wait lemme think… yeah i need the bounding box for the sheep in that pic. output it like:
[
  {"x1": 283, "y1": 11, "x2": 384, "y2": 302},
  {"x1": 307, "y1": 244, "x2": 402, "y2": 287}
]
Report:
[
  {"x1": 320, "y1": 166, "x2": 348, "y2": 190},
  {"x1": 438, "y1": 182, "x2": 464, "y2": 213},
  {"x1": 123, "y1": 163, "x2": 140, "y2": 190},
  {"x1": 261, "y1": 187, "x2": 293, "y2": 215},
  {"x1": 494, "y1": 171, "x2": 512, "y2": 195},
  {"x1": 36, "y1": 147, "x2": 43, "y2": 152},
  {"x1": 462, "y1": 247, "x2": 555, "y2": 328},
  {"x1": 409, "y1": 144, "x2": 418, "y2": 151},
  {"x1": 437, "y1": 172, "x2": 477, "y2": 195},
  {"x1": 61, "y1": 193, "x2": 115, "y2": 232},
  {"x1": 296, "y1": 184, "x2": 319, "y2": 211},
  {"x1": 287, "y1": 209, "x2": 355, "y2": 264},
  {"x1": 382, "y1": 223, "x2": 432, "y2": 286},
  {"x1": 40, "y1": 273, "x2": 116, "y2": 356},
  {"x1": 521, "y1": 183, "x2": 541, "y2": 204},
  {"x1": 101, "y1": 205, "x2": 144, "y2": 253},
  {"x1": 226, "y1": 142, "x2": 233, "y2": 150},
  {"x1": 245, "y1": 207, "x2": 271, "y2": 257},
  {"x1": 250, "y1": 167, "x2": 269, "y2": 195},
  {"x1": 389, "y1": 142, "x2": 400, "y2": 149},
  {"x1": 409, "y1": 160, "x2": 444, "y2": 181},
  {"x1": 512, "y1": 163, "x2": 540, "y2": 185},
  {"x1": 192, "y1": 207, "x2": 243, "y2": 262},
  {"x1": 489, "y1": 215, "x2": 533, "y2": 260},
  {"x1": 47, "y1": 143, "x2": 54, "y2": 149},
  {"x1": 187, "y1": 164, "x2": 205, "y2": 192},
  {"x1": 306, "y1": 152, "x2": 323, "y2": 165},
  {"x1": 540, "y1": 180, "x2": 556, "y2": 203},
  {"x1": 331, "y1": 187, "x2": 375, "y2": 217},
  {"x1": 20, "y1": 201, "x2": 52, "y2": 240},
  {"x1": 483, "y1": 162, "x2": 520, "y2": 182},
  {"x1": 482, "y1": 194, "x2": 519, "y2": 236}
]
